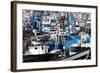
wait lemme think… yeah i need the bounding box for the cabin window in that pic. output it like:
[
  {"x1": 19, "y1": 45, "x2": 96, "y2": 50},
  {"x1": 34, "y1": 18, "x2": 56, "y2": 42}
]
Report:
[
  {"x1": 35, "y1": 47, "x2": 37, "y2": 50},
  {"x1": 42, "y1": 46, "x2": 43, "y2": 50}
]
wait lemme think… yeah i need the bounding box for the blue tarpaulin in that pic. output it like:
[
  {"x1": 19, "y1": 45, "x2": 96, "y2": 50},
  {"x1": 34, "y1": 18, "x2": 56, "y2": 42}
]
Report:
[{"x1": 65, "y1": 35, "x2": 81, "y2": 49}]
